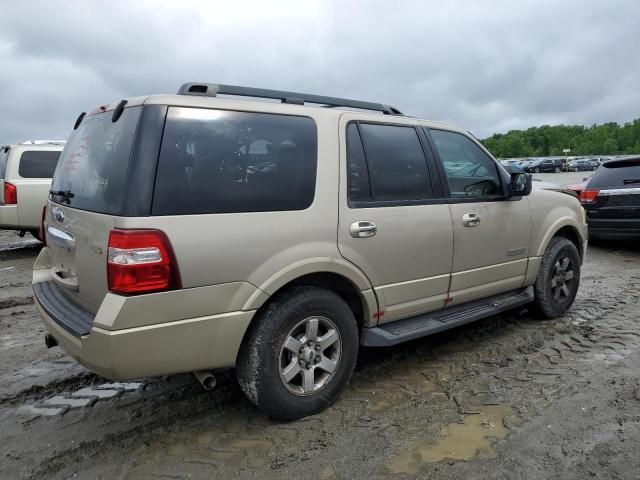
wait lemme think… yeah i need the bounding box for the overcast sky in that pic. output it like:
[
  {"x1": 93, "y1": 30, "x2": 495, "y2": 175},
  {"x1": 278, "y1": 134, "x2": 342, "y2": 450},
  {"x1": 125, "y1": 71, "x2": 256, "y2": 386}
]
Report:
[{"x1": 1, "y1": 0, "x2": 639, "y2": 144}]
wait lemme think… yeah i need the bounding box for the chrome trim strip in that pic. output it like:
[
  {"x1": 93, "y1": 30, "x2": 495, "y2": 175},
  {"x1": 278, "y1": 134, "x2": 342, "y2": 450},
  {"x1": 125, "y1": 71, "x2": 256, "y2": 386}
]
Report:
[
  {"x1": 47, "y1": 225, "x2": 75, "y2": 249},
  {"x1": 598, "y1": 188, "x2": 640, "y2": 196}
]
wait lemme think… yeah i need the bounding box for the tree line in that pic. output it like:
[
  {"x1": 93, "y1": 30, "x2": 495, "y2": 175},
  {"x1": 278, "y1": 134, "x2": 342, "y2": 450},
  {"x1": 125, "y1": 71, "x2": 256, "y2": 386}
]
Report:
[{"x1": 481, "y1": 118, "x2": 640, "y2": 158}]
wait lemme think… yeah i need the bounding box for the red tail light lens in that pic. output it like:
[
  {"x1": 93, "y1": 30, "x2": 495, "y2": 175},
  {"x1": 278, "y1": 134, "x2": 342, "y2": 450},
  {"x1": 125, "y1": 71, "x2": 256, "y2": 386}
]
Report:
[
  {"x1": 579, "y1": 189, "x2": 600, "y2": 204},
  {"x1": 40, "y1": 206, "x2": 47, "y2": 246},
  {"x1": 107, "y1": 229, "x2": 180, "y2": 295},
  {"x1": 3, "y1": 182, "x2": 17, "y2": 204}
]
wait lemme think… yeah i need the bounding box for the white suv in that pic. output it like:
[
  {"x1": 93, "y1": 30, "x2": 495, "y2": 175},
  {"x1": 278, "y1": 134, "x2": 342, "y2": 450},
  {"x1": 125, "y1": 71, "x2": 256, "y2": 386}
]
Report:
[{"x1": 0, "y1": 141, "x2": 64, "y2": 239}]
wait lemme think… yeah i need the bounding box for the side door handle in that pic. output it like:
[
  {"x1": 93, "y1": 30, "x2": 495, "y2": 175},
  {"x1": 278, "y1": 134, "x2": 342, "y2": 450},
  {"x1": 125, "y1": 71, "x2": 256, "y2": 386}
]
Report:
[
  {"x1": 462, "y1": 213, "x2": 481, "y2": 227},
  {"x1": 350, "y1": 221, "x2": 377, "y2": 238}
]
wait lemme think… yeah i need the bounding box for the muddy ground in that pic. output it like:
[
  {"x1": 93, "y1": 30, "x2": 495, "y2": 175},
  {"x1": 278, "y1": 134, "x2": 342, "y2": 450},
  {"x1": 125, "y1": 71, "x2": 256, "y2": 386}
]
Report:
[{"x1": 1, "y1": 228, "x2": 639, "y2": 480}]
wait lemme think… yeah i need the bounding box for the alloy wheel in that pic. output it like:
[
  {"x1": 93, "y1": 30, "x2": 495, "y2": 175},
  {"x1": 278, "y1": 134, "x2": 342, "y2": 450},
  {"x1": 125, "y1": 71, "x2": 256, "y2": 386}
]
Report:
[
  {"x1": 279, "y1": 316, "x2": 342, "y2": 396},
  {"x1": 550, "y1": 255, "x2": 575, "y2": 303}
]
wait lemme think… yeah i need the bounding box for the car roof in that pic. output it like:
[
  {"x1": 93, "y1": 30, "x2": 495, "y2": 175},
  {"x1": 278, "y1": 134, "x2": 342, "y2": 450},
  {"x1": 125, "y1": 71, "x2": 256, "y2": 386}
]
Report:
[{"x1": 88, "y1": 92, "x2": 468, "y2": 135}]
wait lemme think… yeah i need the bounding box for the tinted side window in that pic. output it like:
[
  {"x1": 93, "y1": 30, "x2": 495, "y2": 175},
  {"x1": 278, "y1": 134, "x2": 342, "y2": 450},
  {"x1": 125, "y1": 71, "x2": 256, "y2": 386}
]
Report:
[
  {"x1": 346, "y1": 124, "x2": 371, "y2": 202},
  {"x1": 18, "y1": 150, "x2": 61, "y2": 178},
  {"x1": 0, "y1": 148, "x2": 9, "y2": 179},
  {"x1": 430, "y1": 129, "x2": 502, "y2": 198},
  {"x1": 153, "y1": 108, "x2": 317, "y2": 215},
  {"x1": 358, "y1": 124, "x2": 432, "y2": 201}
]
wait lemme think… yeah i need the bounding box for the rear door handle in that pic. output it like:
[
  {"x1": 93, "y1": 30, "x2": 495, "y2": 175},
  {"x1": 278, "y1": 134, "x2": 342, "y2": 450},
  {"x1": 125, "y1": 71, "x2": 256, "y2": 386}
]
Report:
[
  {"x1": 350, "y1": 221, "x2": 377, "y2": 238},
  {"x1": 462, "y1": 213, "x2": 481, "y2": 227}
]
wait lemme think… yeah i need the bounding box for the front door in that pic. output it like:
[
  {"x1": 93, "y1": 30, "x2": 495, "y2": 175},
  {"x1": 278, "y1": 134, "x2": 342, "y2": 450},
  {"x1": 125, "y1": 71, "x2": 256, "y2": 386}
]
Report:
[
  {"x1": 337, "y1": 115, "x2": 453, "y2": 324},
  {"x1": 427, "y1": 128, "x2": 532, "y2": 306}
]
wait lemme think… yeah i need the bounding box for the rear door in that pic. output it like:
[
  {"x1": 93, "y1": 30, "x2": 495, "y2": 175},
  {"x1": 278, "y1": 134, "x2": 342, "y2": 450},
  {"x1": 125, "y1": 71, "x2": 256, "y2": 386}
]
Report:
[
  {"x1": 337, "y1": 115, "x2": 453, "y2": 323},
  {"x1": 426, "y1": 128, "x2": 532, "y2": 306},
  {"x1": 45, "y1": 106, "x2": 144, "y2": 313},
  {"x1": 14, "y1": 149, "x2": 61, "y2": 229}
]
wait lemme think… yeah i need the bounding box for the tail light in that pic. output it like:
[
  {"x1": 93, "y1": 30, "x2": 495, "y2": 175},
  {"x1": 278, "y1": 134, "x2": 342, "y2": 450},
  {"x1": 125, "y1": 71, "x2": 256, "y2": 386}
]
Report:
[
  {"x1": 40, "y1": 206, "x2": 47, "y2": 246},
  {"x1": 579, "y1": 189, "x2": 600, "y2": 204},
  {"x1": 3, "y1": 182, "x2": 17, "y2": 204},
  {"x1": 107, "y1": 229, "x2": 180, "y2": 295}
]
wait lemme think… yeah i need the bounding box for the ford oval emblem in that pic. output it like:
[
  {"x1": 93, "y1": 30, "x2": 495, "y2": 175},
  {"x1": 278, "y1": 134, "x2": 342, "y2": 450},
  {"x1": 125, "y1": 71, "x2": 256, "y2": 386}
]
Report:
[{"x1": 52, "y1": 206, "x2": 64, "y2": 223}]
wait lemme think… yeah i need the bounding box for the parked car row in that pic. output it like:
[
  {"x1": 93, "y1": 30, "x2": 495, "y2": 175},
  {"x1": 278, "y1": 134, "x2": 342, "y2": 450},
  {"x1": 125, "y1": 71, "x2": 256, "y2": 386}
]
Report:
[{"x1": 499, "y1": 157, "x2": 606, "y2": 173}]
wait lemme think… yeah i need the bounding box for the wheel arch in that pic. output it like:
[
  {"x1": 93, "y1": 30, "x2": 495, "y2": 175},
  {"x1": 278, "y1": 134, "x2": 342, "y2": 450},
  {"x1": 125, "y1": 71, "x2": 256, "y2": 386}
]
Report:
[
  {"x1": 536, "y1": 218, "x2": 585, "y2": 263},
  {"x1": 242, "y1": 259, "x2": 379, "y2": 333}
]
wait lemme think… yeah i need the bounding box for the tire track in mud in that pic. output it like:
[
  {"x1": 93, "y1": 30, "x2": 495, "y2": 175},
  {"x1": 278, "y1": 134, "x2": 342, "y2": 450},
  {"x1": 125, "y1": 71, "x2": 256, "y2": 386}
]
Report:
[
  {"x1": 0, "y1": 242, "x2": 41, "y2": 260},
  {"x1": 5, "y1": 373, "x2": 244, "y2": 479}
]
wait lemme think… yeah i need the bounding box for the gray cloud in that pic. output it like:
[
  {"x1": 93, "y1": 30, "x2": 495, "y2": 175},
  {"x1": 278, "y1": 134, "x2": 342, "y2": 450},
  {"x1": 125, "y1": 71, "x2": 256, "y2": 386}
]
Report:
[{"x1": 1, "y1": 0, "x2": 639, "y2": 144}]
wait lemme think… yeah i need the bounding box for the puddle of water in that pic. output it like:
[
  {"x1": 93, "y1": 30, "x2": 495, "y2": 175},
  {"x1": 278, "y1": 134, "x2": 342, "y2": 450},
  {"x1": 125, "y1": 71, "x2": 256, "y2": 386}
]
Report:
[{"x1": 387, "y1": 404, "x2": 513, "y2": 475}]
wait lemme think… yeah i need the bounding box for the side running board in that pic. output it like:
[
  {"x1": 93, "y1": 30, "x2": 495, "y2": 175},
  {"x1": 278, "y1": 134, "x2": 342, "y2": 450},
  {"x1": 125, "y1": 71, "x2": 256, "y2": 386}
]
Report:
[{"x1": 361, "y1": 286, "x2": 534, "y2": 347}]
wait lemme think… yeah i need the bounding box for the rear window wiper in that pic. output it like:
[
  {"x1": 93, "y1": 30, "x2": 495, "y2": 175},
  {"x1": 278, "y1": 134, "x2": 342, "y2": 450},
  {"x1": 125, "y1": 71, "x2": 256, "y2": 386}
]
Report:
[
  {"x1": 622, "y1": 179, "x2": 640, "y2": 185},
  {"x1": 50, "y1": 189, "x2": 75, "y2": 203}
]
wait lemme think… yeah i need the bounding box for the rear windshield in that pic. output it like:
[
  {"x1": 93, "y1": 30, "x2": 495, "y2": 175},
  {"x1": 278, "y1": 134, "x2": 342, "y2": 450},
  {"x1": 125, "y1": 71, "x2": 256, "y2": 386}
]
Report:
[
  {"x1": 588, "y1": 159, "x2": 640, "y2": 188},
  {"x1": 152, "y1": 107, "x2": 317, "y2": 215},
  {"x1": 51, "y1": 107, "x2": 142, "y2": 214},
  {"x1": 18, "y1": 150, "x2": 61, "y2": 178}
]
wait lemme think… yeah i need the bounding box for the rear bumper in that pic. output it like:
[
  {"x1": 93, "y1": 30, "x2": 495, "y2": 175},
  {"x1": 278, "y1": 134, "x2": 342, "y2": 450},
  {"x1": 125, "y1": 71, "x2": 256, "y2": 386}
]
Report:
[
  {"x1": 0, "y1": 204, "x2": 19, "y2": 228},
  {"x1": 35, "y1": 297, "x2": 254, "y2": 380},
  {"x1": 32, "y1": 250, "x2": 256, "y2": 380}
]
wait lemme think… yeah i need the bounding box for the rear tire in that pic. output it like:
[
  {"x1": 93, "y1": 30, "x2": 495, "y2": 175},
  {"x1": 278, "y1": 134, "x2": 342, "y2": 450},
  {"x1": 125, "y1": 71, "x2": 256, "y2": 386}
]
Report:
[
  {"x1": 554, "y1": 167, "x2": 561, "y2": 173},
  {"x1": 533, "y1": 237, "x2": 581, "y2": 318},
  {"x1": 236, "y1": 286, "x2": 359, "y2": 420},
  {"x1": 535, "y1": 167, "x2": 541, "y2": 173}
]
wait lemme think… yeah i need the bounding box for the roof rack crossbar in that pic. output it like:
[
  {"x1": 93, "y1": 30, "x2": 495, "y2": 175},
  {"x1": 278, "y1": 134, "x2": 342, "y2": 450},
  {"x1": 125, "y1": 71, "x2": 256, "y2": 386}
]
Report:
[{"x1": 176, "y1": 83, "x2": 403, "y2": 115}]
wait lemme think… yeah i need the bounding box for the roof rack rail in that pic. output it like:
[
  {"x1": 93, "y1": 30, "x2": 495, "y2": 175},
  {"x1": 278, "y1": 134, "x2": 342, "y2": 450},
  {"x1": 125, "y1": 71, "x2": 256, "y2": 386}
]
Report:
[
  {"x1": 20, "y1": 140, "x2": 66, "y2": 145},
  {"x1": 176, "y1": 83, "x2": 403, "y2": 116}
]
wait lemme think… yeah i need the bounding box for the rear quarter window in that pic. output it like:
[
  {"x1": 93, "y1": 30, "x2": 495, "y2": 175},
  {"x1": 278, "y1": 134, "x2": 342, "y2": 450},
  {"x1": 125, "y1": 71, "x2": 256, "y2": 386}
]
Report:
[
  {"x1": 152, "y1": 107, "x2": 317, "y2": 215},
  {"x1": 18, "y1": 150, "x2": 61, "y2": 178}
]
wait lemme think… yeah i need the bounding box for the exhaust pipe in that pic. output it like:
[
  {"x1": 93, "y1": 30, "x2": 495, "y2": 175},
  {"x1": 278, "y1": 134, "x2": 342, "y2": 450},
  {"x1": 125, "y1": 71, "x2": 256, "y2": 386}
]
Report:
[
  {"x1": 193, "y1": 371, "x2": 216, "y2": 390},
  {"x1": 45, "y1": 333, "x2": 58, "y2": 348}
]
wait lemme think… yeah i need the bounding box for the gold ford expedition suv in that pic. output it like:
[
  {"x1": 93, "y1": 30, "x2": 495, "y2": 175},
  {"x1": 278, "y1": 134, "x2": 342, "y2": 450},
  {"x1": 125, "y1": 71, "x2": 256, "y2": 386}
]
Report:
[
  {"x1": 0, "y1": 141, "x2": 64, "y2": 239},
  {"x1": 33, "y1": 83, "x2": 588, "y2": 420}
]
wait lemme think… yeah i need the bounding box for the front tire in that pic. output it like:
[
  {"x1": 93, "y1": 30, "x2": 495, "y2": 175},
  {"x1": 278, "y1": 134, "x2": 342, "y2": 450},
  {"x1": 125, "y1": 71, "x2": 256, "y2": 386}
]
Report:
[
  {"x1": 533, "y1": 237, "x2": 581, "y2": 318},
  {"x1": 236, "y1": 286, "x2": 359, "y2": 420},
  {"x1": 535, "y1": 167, "x2": 541, "y2": 173}
]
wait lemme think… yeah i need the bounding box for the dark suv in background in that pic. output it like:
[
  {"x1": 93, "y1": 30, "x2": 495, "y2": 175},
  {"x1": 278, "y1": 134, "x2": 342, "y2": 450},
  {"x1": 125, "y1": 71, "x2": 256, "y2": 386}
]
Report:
[
  {"x1": 580, "y1": 157, "x2": 640, "y2": 239},
  {"x1": 525, "y1": 158, "x2": 563, "y2": 173},
  {"x1": 568, "y1": 159, "x2": 598, "y2": 172}
]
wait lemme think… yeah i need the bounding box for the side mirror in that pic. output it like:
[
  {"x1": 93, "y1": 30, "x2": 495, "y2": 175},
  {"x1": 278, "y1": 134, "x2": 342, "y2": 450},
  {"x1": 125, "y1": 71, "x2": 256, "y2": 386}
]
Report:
[{"x1": 509, "y1": 172, "x2": 532, "y2": 197}]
